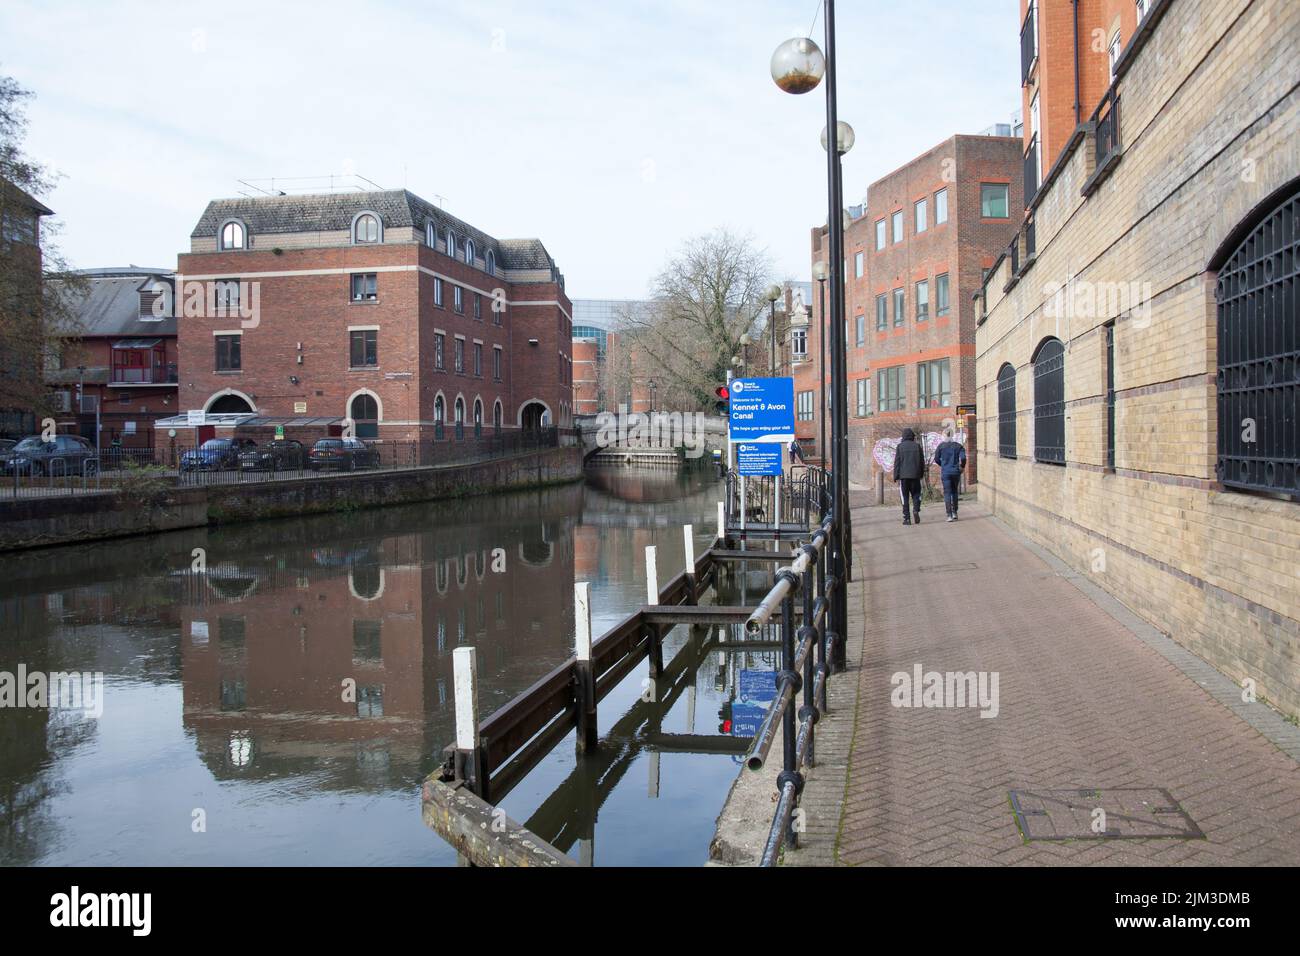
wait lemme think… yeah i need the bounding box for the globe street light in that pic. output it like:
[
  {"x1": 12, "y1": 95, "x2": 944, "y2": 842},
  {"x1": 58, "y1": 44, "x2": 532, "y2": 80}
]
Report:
[
  {"x1": 820, "y1": 121, "x2": 856, "y2": 155},
  {"x1": 769, "y1": 37, "x2": 825, "y2": 94},
  {"x1": 764, "y1": 283, "x2": 783, "y2": 373}
]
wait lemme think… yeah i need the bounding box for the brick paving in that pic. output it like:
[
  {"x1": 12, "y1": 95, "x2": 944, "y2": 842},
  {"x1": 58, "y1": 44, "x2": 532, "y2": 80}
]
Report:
[{"x1": 832, "y1": 497, "x2": 1300, "y2": 866}]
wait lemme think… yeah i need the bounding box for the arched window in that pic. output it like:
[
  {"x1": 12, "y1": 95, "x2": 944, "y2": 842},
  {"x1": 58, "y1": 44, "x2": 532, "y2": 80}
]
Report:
[
  {"x1": 1216, "y1": 184, "x2": 1300, "y2": 495},
  {"x1": 349, "y1": 393, "x2": 379, "y2": 439},
  {"x1": 426, "y1": 221, "x2": 437, "y2": 247},
  {"x1": 445, "y1": 230, "x2": 456, "y2": 258},
  {"x1": 353, "y1": 213, "x2": 380, "y2": 244},
  {"x1": 454, "y1": 397, "x2": 465, "y2": 423},
  {"x1": 997, "y1": 364, "x2": 1017, "y2": 459},
  {"x1": 220, "y1": 221, "x2": 246, "y2": 250},
  {"x1": 473, "y1": 398, "x2": 483, "y2": 424},
  {"x1": 1032, "y1": 338, "x2": 1065, "y2": 464},
  {"x1": 464, "y1": 238, "x2": 475, "y2": 265},
  {"x1": 434, "y1": 395, "x2": 445, "y2": 422},
  {"x1": 493, "y1": 400, "x2": 503, "y2": 432},
  {"x1": 485, "y1": 250, "x2": 496, "y2": 276}
]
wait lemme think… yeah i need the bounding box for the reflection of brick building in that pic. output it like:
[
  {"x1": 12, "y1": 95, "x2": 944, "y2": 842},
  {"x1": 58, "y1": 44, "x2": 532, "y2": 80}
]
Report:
[
  {"x1": 176, "y1": 189, "x2": 573, "y2": 442},
  {"x1": 802, "y1": 134, "x2": 1023, "y2": 480},
  {"x1": 179, "y1": 493, "x2": 580, "y2": 782},
  {"x1": 46, "y1": 268, "x2": 178, "y2": 448}
]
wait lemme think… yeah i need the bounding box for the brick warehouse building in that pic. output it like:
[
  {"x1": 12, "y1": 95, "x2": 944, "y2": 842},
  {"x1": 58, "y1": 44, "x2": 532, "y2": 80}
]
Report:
[
  {"x1": 800, "y1": 134, "x2": 1023, "y2": 479},
  {"x1": 174, "y1": 189, "x2": 572, "y2": 443},
  {"x1": 976, "y1": 0, "x2": 1300, "y2": 716}
]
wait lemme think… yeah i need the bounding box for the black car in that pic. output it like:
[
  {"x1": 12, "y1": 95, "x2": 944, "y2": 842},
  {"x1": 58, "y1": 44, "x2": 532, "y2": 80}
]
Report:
[
  {"x1": 307, "y1": 437, "x2": 379, "y2": 471},
  {"x1": 179, "y1": 438, "x2": 250, "y2": 472},
  {"x1": 1, "y1": 435, "x2": 100, "y2": 476},
  {"x1": 239, "y1": 439, "x2": 305, "y2": 472}
]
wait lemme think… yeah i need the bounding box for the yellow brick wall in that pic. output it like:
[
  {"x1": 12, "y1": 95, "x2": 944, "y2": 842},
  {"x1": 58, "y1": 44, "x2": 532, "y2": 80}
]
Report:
[{"x1": 975, "y1": 0, "x2": 1300, "y2": 717}]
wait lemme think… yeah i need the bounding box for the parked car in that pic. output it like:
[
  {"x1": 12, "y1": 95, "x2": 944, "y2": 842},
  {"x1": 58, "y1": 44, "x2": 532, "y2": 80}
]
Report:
[
  {"x1": 239, "y1": 439, "x2": 304, "y2": 472},
  {"x1": 180, "y1": 438, "x2": 249, "y2": 472},
  {"x1": 307, "y1": 437, "x2": 379, "y2": 471},
  {"x1": 1, "y1": 435, "x2": 99, "y2": 476}
]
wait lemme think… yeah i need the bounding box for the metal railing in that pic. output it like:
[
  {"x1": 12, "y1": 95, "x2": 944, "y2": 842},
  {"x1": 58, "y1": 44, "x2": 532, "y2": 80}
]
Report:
[
  {"x1": 1024, "y1": 134, "x2": 1040, "y2": 205},
  {"x1": 1094, "y1": 88, "x2": 1121, "y2": 169},
  {"x1": 743, "y1": 505, "x2": 839, "y2": 866}
]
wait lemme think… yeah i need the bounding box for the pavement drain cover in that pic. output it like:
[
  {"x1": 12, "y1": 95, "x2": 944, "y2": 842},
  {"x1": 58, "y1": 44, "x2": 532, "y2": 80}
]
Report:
[
  {"x1": 917, "y1": 562, "x2": 979, "y2": 573},
  {"x1": 1009, "y1": 788, "x2": 1204, "y2": 841}
]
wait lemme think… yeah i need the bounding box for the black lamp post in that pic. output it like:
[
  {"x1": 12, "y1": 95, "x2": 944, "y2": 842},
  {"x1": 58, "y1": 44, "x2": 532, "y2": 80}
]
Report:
[
  {"x1": 648, "y1": 379, "x2": 657, "y2": 413},
  {"x1": 771, "y1": 1, "x2": 853, "y2": 671}
]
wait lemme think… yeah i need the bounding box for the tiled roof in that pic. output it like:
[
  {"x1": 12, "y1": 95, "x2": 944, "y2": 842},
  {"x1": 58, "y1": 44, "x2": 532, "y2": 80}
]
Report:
[
  {"x1": 55, "y1": 269, "x2": 178, "y2": 338},
  {"x1": 191, "y1": 189, "x2": 559, "y2": 274}
]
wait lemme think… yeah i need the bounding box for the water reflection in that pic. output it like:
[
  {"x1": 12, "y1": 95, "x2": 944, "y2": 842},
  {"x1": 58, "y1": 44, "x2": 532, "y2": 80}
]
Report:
[{"x1": 0, "y1": 463, "x2": 776, "y2": 866}]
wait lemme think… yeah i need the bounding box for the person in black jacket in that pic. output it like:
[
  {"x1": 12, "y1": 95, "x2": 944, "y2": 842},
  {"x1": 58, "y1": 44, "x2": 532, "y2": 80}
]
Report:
[{"x1": 892, "y1": 427, "x2": 926, "y2": 525}]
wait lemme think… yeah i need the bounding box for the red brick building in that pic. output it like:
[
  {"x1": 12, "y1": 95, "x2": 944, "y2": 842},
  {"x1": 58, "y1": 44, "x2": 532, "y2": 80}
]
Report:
[
  {"x1": 0, "y1": 180, "x2": 54, "y2": 438},
  {"x1": 46, "y1": 268, "x2": 178, "y2": 448},
  {"x1": 174, "y1": 189, "x2": 573, "y2": 443},
  {"x1": 1020, "y1": 0, "x2": 1148, "y2": 204},
  {"x1": 799, "y1": 134, "x2": 1024, "y2": 480}
]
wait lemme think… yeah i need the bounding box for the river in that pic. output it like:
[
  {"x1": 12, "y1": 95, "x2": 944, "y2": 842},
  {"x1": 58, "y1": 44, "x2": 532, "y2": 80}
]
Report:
[{"x1": 0, "y1": 464, "x2": 779, "y2": 866}]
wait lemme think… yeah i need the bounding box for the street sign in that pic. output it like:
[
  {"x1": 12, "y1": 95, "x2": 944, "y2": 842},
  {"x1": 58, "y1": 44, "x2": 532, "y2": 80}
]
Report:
[
  {"x1": 739, "y1": 669, "x2": 778, "y2": 703},
  {"x1": 736, "y1": 443, "x2": 783, "y2": 477},
  {"x1": 956, "y1": 404, "x2": 976, "y2": 418},
  {"x1": 728, "y1": 377, "x2": 796, "y2": 443},
  {"x1": 275, "y1": 425, "x2": 285, "y2": 439},
  {"x1": 186, "y1": 410, "x2": 205, "y2": 426}
]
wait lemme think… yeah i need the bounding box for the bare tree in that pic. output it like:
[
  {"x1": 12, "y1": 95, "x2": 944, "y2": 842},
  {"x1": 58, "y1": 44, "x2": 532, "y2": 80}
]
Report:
[
  {"x1": 0, "y1": 73, "x2": 85, "y2": 429},
  {"x1": 617, "y1": 229, "x2": 776, "y2": 410}
]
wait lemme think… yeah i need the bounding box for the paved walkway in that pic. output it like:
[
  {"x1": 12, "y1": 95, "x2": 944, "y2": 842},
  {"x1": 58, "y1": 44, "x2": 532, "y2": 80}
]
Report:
[{"x1": 822, "y1": 495, "x2": 1300, "y2": 866}]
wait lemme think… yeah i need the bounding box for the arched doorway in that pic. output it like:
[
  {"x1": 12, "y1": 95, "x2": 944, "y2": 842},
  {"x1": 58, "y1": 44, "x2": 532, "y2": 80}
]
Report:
[
  {"x1": 207, "y1": 393, "x2": 254, "y2": 414},
  {"x1": 349, "y1": 393, "x2": 379, "y2": 439},
  {"x1": 520, "y1": 401, "x2": 549, "y2": 430}
]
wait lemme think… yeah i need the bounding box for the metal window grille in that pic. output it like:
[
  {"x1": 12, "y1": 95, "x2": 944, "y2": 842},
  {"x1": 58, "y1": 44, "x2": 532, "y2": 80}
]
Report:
[
  {"x1": 998, "y1": 364, "x2": 1017, "y2": 458},
  {"x1": 1033, "y1": 339, "x2": 1065, "y2": 464}
]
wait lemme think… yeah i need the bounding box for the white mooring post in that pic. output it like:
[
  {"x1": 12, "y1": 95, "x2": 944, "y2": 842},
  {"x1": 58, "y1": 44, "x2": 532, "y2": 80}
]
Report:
[
  {"x1": 683, "y1": 524, "x2": 696, "y2": 604},
  {"x1": 645, "y1": 545, "x2": 659, "y2": 606},
  {"x1": 452, "y1": 646, "x2": 486, "y2": 798},
  {"x1": 574, "y1": 582, "x2": 597, "y2": 752},
  {"x1": 716, "y1": 501, "x2": 725, "y2": 544}
]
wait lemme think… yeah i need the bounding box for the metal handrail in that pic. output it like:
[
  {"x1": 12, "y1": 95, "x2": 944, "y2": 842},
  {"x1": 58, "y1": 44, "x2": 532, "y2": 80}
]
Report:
[{"x1": 736, "y1": 499, "x2": 839, "y2": 867}]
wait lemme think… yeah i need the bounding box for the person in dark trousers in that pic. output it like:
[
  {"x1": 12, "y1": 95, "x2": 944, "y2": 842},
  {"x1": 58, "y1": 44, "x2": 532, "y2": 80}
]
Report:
[
  {"x1": 788, "y1": 438, "x2": 806, "y2": 465},
  {"x1": 892, "y1": 427, "x2": 926, "y2": 525},
  {"x1": 933, "y1": 428, "x2": 968, "y2": 522}
]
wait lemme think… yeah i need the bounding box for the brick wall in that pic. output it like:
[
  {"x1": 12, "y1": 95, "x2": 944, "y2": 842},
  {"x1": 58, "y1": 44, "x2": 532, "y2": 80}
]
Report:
[{"x1": 978, "y1": 0, "x2": 1300, "y2": 716}]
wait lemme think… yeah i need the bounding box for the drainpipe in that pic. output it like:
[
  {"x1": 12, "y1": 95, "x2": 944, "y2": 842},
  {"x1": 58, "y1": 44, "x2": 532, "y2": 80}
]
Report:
[{"x1": 1072, "y1": 0, "x2": 1082, "y2": 125}]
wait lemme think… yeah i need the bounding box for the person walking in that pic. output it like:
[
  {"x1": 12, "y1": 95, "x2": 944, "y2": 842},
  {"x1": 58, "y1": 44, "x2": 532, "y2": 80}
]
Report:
[
  {"x1": 934, "y1": 428, "x2": 968, "y2": 522},
  {"x1": 892, "y1": 427, "x2": 926, "y2": 525}
]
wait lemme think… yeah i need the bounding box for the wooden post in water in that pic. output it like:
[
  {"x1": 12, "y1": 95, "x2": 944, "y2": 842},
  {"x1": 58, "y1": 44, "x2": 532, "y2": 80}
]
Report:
[
  {"x1": 683, "y1": 523, "x2": 697, "y2": 605},
  {"x1": 644, "y1": 545, "x2": 664, "y2": 679},
  {"x1": 452, "y1": 646, "x2": 489, "y2": 800},
  {"x1": 574, "y1": 582, "x2": 598, "y2": 752}
]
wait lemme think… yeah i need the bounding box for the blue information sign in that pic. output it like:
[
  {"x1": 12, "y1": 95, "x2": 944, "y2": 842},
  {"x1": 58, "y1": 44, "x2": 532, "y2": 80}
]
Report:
[
  {"x1": 728, "y1": 377, "x2": 796, "y2": 443},
  {"x1": 739, "y1": 669, "x2": 778, "y2": 703},
  {"x1": 736, "y1": 443, "x2": 782, "y2": 477}
]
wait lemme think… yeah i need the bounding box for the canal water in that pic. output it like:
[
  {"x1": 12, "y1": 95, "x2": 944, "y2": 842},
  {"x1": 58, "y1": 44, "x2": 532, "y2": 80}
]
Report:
[{"x1": 0, "y1": 464, "x2": 780, "y2": 866}]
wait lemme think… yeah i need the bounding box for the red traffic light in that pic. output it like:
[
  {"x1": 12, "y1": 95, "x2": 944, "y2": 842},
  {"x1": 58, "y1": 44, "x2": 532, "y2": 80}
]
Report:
[{"x1": 715, "y1": 385, "x2": 730, "y2": 400}]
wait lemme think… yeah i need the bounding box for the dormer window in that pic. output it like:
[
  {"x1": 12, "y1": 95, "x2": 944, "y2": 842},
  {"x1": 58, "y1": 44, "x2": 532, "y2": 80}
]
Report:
[
  {"x1": 220, "y1": 221, "x2": 246, "y2": 250},
  {"x1": 445, "y1": 230, "x2": 456, "y2": 258},
  {"x1": 485, "y1": 250, "x2": 496, "y2": 276},
  {"x1": 465, "y1": 238, "x2": 475, "y2": 265},
  {"x1": 352, "y1": 212, "x2": 381, "y2": 244},
  {"x1": 426, "y1": 221, "x2": 437, "y2": 247}
]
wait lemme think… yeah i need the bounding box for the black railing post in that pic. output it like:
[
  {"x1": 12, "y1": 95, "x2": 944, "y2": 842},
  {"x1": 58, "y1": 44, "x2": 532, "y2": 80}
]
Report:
[{"x1": 778, "y1": 585, "x2": 802, "y2": 850}]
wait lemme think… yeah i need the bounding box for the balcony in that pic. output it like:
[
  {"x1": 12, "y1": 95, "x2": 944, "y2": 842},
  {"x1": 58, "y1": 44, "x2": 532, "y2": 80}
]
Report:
[
  {"x1": 1024, "y1": 135, "x2": 1040, "y2": 205},
  {"x1": 1094, "y1": 89, "x2": 1121, "y2": 169},
  {"x1": 1020, "y1": 5, "x2": 1038, "y2": 83},
  {"x1": 110, "y1": 363, "x2": 178, "y2": 386}
]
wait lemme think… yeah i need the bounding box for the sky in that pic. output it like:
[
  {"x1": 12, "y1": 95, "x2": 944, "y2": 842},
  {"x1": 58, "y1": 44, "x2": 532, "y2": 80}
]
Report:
[{"x1": 2, "y1": 0, "x2": 1020, "y2": 299}]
